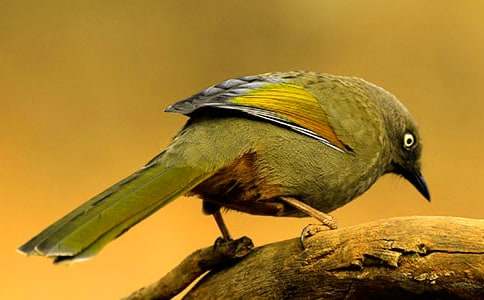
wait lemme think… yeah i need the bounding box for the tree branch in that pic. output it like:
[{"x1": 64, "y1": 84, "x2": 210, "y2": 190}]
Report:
[
  {"x1": 126, "y1": 216, "x2": 484, "y2": 299},
  {"x1": 124, "y1": 237, "x2": 253, "y2": 300}
]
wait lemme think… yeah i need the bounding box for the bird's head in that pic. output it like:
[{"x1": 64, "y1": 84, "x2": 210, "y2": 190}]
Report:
[{"x1": 378, "y1": 92, "x2": 430, "y2": 202}]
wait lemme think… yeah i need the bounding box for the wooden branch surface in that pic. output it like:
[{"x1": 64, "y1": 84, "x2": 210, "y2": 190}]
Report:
[
  {"x1": 127, "y1": 216, "x2": 484, "y2": 299},
  {"x1": 124, "y1": 237, "x2": 253, "y2": 300}
]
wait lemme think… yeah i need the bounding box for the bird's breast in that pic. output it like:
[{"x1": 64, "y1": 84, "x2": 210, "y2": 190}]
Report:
[{"x1": 253, "y1": 130, "x2": 386, "y2": 214}]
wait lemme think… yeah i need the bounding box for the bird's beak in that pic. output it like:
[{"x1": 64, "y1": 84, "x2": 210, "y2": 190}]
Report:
[{"x1": 401, "y1": 168, "x2": 431, "y2": 202}]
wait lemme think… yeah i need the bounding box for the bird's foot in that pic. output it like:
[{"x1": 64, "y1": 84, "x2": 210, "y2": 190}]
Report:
[
  {"x1": 213, "y1": 236, "x2": 254, "y2": 259},
  {"x1": 317, "y1": 213, "x2": 338, "y2": 230},
  {"x1": 300, "y1": 218, "x2": 338, "y2": 249}
]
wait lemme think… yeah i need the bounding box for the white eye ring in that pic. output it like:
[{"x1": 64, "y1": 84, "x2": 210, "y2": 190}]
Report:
[{"x1": 403, "y1": 133, "x2": 415, "y2": 149}]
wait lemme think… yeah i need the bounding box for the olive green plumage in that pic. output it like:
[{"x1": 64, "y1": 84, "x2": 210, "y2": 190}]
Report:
[{"x1": 18, "y1": 71, "x2": 429, "y2": 263}]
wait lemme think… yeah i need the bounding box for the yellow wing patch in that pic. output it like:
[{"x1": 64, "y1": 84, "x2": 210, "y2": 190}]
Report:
[{"x1": 230, "y1": 83, "x2": 346, "y2": 151}]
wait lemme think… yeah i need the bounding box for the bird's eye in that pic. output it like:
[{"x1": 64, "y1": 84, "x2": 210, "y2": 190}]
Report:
[{"x1": 403, "y1": 133, "x2": 415, "y2": 149}]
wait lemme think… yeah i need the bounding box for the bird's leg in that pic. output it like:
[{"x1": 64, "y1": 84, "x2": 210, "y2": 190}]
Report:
[
  {"x1": 280, "y1": 196, "x2": 337, "y2": 229},
  {"x1": 280, "y1": 196, "x2": 337, "y2": 247},
  {"x1": 213, "y1": 210, "x2": 232, "y2": 241},
  {"x1": 203, "y1": 200, "x2": 233, "y2": 241}
]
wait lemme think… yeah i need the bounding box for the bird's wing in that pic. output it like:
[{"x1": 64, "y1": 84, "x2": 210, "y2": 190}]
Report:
[{"x1": 166, "y1": 74, "x2": 349, "y2": 153}]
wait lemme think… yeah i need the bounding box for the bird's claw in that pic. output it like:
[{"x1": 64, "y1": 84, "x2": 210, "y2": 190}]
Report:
[
  {"x1": 321, "y1": 215, "x2": 338, "y2": 230},
  {"x1": 213, "y1": 236, "x2": 254, "y2": 259},
  {"x1": 300, "y1": 220, "x2": 338, "y2": 249},
  {"x1": 214, "y1": 236, "x2": 228, "y2": 250}
]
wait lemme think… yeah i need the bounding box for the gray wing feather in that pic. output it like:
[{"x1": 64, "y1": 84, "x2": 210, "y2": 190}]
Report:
[
  {"x1": 164, "y1": 73, "x2": 346, "y2": 153},
  {"x1": 165, "y1": 75, "x2": 279, "y2": 115}
]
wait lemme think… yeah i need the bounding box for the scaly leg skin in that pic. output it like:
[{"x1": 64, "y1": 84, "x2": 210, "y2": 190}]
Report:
[
  {"x1": 213, "y1": 210, "x2": 233, "y2": 241},
  {"x1": 280, "y1": 196, "x2": 338, "y2": 248}
]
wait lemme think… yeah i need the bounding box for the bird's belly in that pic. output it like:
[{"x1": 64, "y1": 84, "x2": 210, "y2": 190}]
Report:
[
  {"x1": 302, "y1": 173, "x2": 380, "y2": 213},
  {"x1": 189, "y1": 151, "x2": 284, "y2": 215}
]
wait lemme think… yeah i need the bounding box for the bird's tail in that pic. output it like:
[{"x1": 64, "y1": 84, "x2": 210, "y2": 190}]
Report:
[{"x1": 18, "y1": 146, "x2": 214, "y2": 263}]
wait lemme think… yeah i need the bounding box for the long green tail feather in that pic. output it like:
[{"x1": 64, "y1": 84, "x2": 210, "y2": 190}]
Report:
[
  {"x1": 18, "y1": 150, "x2": 212, "y2": 262},
  {"x1": 53, "y1": 195, "x2": 171, "y2": 263}
]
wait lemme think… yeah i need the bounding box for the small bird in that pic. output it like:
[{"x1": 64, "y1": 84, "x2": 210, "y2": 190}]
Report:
[{"x1": 18, "y1": 71, "x2": 430, "y2": 263}]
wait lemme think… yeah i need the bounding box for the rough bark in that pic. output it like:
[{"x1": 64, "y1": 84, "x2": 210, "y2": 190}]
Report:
[
  {"x1": 127, "y1": 216, "x2": 484, "y2": 300},
  {"x1": 124, "y1": 237, "x2": 253, "y2": 300}
]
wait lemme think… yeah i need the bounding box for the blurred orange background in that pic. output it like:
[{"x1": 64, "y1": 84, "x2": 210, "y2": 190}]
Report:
[{"x1": 1, "y1": 1, "x2": 483, "y2": 299}]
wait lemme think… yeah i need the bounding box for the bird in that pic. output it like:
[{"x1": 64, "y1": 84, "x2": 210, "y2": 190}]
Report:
[{"x1": 18, "y1": 71, "x2": 430, "y2": 263}]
